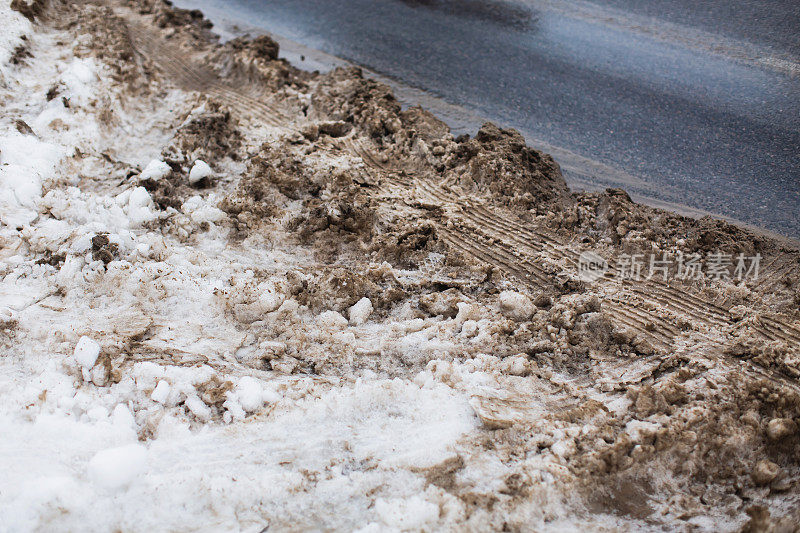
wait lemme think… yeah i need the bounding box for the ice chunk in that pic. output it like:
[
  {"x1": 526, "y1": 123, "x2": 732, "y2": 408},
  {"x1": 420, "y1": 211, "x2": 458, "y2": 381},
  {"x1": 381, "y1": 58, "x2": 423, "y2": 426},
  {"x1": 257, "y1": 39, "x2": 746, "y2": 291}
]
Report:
[
  {"x1": 255, "y1": 285, "x2": 284, "y2": 314},
  {"x1": 318, "y1": 310, "x2": 348, "y2": 329},
  {"x1": 88, "y1": 444, "x2": 147, "y2": 490},
  {"x1": 140, "y1": 159, "x2": 171, "y2": 181},
  {"x1": 151, "y1": 380, "x2": 170, "y2": 404},
  {"x1": 185, "y1": 395, "x2": 212, "y2": 421},
  {"x1": 188, "y1": 160, "x2": 214, "y2": 184},
  {"x1": 127, "y1": 186, "x2": 152, "y2": 210},
  {"x1": 236, "y1": 376, "x2": 264, "y2": 413},
  {"x1": 348, "y1": 297, "x2": 373, "y2": 326},
  {"x1": 498, "y1": 290, "x2": 534, "y2": 321},
  {"x1": 73, "y1": 336, "x2": 100, "y2": 368},
  {"x1": 461, "y1": 319, "x2": 479, "y2": 337},
  {"x1": 126, "y1": 186, "x2": 156, "y2": 226}
]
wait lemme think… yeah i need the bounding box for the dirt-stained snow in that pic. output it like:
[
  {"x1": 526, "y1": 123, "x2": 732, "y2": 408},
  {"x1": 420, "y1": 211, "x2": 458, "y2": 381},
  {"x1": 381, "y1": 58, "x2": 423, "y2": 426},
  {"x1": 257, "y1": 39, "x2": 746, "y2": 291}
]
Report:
[{"x1": 1, "y1": 0, "x2": 799, "y2": 531}]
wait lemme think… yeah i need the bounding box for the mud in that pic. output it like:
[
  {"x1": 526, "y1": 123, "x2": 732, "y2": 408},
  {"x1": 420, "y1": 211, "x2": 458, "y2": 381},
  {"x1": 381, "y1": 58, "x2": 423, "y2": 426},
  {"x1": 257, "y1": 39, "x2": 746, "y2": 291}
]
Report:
[
  {"x1": 9, "y1": 40, "x2": 32, "y2": 66},
  {"x1": 91, "y1": 233, "x2": 119, "y2": 265},
  {"x1": 10, "y1": 0, "x2": 46, "y2": 21},
  {"x1": 171, "y1": 99, "x2": 242, "y2": 161},
  {"x1": 444, "y1": 122, "x2": 569, "y2": 212}
]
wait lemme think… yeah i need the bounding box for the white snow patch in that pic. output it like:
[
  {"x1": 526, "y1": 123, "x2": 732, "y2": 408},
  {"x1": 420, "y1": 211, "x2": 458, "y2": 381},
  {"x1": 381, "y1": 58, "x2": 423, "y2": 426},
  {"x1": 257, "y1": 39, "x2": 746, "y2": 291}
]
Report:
[
  {"x1": 88, "y1": 444, "x2": 148, "y2": 490},
  {"x1": 0, "y1": 134, "x2": 65, "y2": 227},
  {"x1": 125, "y1": 186, "x2": 157, "y2": 226},
  {"x1": 60, "y1": 58, "x2": 98, "y2": 103},
  {"x1": 375, "y1": 495, "x2": 440, "y2": 530}
]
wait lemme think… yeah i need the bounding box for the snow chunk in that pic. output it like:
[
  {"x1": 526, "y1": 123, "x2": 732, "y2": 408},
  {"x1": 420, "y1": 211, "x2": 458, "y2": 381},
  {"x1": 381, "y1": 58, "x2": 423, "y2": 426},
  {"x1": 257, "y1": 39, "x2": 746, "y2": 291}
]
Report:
[
  {"x1": 88, "y1": 444, "x2": 148, "y2": 490},
  {"x1": 232, "y1": 281, "x2": 285, "y2": 322},
  {"x1": 236, "y1": 377, "x2": 265, "y2": 413},
  {"x1": 348, "y1": 297, "x2": 373, "y2": 326},
  {"x1": 318, "y1": 310, "x2": 348, "y2": 329},
  {"x1": 188, "y1": 160, "x2": 214, "y2": 184},
  {"x1": 461, "y1": 320, "x2": 479, "y2": 337},
  {"x1": 551, "y1": 438, "x2": 576, "y2": 458},
  {"x1": 151, "y1": 380, "x2": 170, "y2": 404},
  {"x1": 126, "y1": 186, "x2": 157, "y2": 226},
  {"x1": 181, "y1": 196, "x2": 227, "y2": 224},
  {"x1": 0, "y1": 306, "x2": 16, "y2": 323},
  {"x1": 73, "y1": 336, "x2": 100, "y2": 368},
  {"x1": 56, "y1": 255, "x2": 85, "y2": 287},
  {"x1": 498, "y1": 290, "x2": 534, "y2": 321},
  {"x1": 132, "y1": 362, "x2": 166, "y2": 391},
  {"x1": 255, "y1": 285, "x2": 284, "y2": 313},
  {"x1": 86, "y1": 406, "x2": 109, "y2": 422},
  {"x1": 223, "y1": 396, "x2": 246, "y2": 422},
  {"x1": 455, "y1": 302, "x2": 478, "y2": 324},
  {"x1": 140, "y1": 159, "x2": 171, "y2": 181},
  {"x1": 128, "y1": 186, "x2": 152, "y2": 209},
  {"x1": 185, "y1": 396, "x2": 212, "y2": 421}
]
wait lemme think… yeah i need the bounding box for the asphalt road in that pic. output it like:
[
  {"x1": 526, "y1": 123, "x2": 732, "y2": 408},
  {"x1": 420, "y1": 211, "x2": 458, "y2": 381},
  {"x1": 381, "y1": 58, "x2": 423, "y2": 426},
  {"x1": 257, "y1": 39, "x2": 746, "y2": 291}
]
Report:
[{"x1": 175, "y1": 0, "x2": 800, "y2": 238}]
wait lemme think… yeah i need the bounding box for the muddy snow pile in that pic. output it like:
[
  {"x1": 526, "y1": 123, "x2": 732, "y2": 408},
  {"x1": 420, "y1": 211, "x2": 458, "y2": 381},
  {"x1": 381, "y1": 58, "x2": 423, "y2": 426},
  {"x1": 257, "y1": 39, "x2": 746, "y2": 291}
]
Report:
[{"x1": 1, "y1": 0, "x2": 799, "y2": 531}]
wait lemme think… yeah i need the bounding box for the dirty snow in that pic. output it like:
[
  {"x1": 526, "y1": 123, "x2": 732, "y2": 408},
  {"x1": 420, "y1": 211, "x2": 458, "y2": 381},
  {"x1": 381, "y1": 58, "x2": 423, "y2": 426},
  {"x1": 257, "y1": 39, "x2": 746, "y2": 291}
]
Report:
[
  {"x1": 0, "y1": 11, "x2": 483, "y2": 531},
  {"x1": 3, "y1": 1, "x2": 798, "y2": 531}
]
